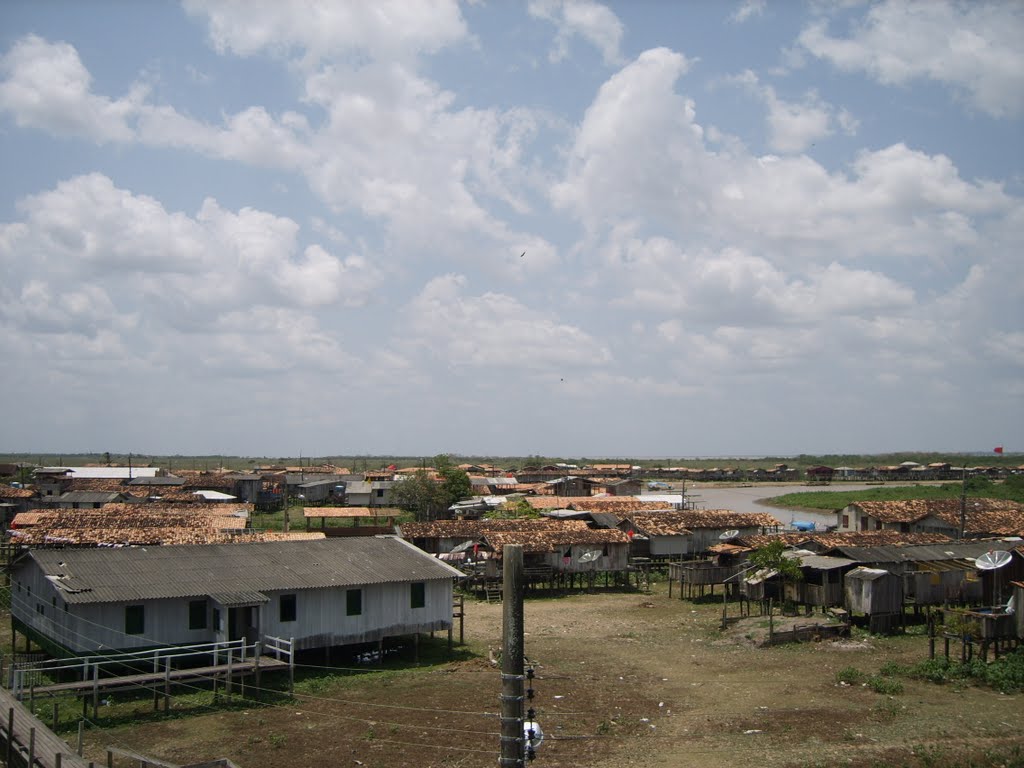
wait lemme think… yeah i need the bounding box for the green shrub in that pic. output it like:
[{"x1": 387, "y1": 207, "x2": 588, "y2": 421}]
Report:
[
  {"x1": 900, "y1": 648, "x2": 1024, "y2": 694},
  {"x1": 867, "y1": 675, "x2": 904, "y2": 695},
  {"x1": 837, "y1": 666, "x2": 865, "y2": 684}
]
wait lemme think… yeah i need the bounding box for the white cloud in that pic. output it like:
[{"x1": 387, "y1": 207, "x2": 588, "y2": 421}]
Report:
[
  {"x1": 730, "y1": 0, "x2": 766, "y2": 24},
  {"x1": 555, "y1": 51, "x2": 1017, "y2": 267},
  {"x1": 528, "y1": 0, "x2": 625, "y2": 66},
  {"x1": 799, "y1": 0, "x2": 1024, "y2": 118},
  {"x1": 726, "y1": 69, "x2": 852, "y2": 153},
  {"x1": 404, "y1": 274, "x2": 612, "y2": 370},
  {"x1": 183, "y1": 0, "x2": 468, "y2": 64},
  {"x1": 0, "y1": 174, "x2": 379, "y2": 375},
  {"x1": 0, "y1": 34, "x2": 141, "y2": 141},
  {"x1": 0, "y1": 34, "x2": 556, "y2": 282}
]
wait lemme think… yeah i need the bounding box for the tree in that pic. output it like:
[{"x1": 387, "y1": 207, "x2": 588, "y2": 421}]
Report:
[
  {"x1": 748, "y1": 539, "x2": 803, "y2": 609},
  {"x1": 392, "y1": 470, "x2": 446, "y2": 522},
  {"x1": 435, "y1": 454, "x2": 472, "y2": 510},
  {"x1": 391, "y1": 456, "x2": 472, "y2": 522},
  {"x1": 491, "y1": 497, "x2": 540, "y2": 520}
]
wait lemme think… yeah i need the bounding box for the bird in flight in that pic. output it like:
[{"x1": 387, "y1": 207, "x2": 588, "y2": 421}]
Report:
[{"x1": 520, "y1": 251, "x2": 526, "y2": 258}]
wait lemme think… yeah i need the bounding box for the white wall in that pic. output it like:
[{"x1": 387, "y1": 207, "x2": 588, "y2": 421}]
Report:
[{"x1": 13, "y1": 559, "x2": 454, "y2": 654}]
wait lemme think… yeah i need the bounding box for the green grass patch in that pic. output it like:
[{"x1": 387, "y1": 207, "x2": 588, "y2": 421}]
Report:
[
  {"x1": 761, "y1": 481, "x2": 1024, "y2": 511},
  {"x1": 837, "y1": 666, "x2": 866, "y2": 684},
  {"x1": 893, "y1": 648, "x2": 1024, "y2": 694}
]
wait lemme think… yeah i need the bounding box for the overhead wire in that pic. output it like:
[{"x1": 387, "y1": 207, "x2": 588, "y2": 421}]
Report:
[{"x1": 1, "y1": 586, "x2": 504, "y2": 729}]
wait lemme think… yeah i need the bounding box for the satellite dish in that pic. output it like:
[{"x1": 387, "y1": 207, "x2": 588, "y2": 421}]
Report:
[
  {"x1": 719, "y1": 529, "x2": 740, "y2": 541},
  {"x1": 578, "y1": 549, "x2": 602, "y2": 563},
  {"x1": 975, "y1": 550, "x2": 1013, "y2": 570}
]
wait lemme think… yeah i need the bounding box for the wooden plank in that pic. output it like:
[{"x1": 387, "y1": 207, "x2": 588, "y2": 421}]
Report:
[
  {"x1": 28, "y1": 656, "x2": 290, "y2": 697},
  {"x1": 0, "y1": 687, "x2": 90, "y2": 768}
]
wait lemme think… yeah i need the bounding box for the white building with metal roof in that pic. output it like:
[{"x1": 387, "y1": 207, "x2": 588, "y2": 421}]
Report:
[{"x1": 10, "y1": 537, "x2": 463, "y2": 656}]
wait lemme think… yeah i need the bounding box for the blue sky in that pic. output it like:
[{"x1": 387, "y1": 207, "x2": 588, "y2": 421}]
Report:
[{"x1": 0, "y1": 0, "x2": 1021, "y2": 459}]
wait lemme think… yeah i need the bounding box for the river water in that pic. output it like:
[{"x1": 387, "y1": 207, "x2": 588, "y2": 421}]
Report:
[{"x1": 658, "y1": 483, "x2": 925, "y2": 531}]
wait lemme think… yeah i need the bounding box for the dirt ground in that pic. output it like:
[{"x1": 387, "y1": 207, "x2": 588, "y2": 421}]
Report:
[{"x1": 73, "y1": 584, "x2": 1023, "y2": 768}]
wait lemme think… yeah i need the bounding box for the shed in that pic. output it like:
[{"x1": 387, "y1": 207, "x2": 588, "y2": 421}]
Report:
[{"x1": 844, "y1": 566, "x2": 902, "y2": 616}]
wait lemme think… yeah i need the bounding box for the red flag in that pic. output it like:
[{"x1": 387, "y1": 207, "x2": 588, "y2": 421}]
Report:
[
  {"x1": 994, "y1": 446, "x2": 1004, "y2": 454},
  {"x1": 387, "y1": 464, "x2": 397, "y2": 470},
  {"x1": 626, "y1": 529, "x2": 635, "y2": 539}
]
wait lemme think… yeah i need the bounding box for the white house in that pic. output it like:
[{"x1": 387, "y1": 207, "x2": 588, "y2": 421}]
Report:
[{"x1": 10, "y1": 536, "x2": 462, "y2": 656}]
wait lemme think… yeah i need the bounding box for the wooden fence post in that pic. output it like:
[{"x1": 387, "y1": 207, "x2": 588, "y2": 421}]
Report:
[
  {"x1": 92, "y1": 663, "x2": 100, "y2": 721},
  {"x1": 164, "y1": 658, "x2": 171, "y2": 714},
  {"x1": 289, "y1": 638, "x2": 295, "y2": 697},
  {"x1": 7, "y1": 707, "x2": 13, "y2": 765}
]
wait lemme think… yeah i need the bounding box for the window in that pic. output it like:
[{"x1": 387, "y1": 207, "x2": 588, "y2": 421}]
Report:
[
  {"x1": 213, "y1": 608, "x2": 221, "y2": 631},
  {"x1": 411, "y1": 582, "x2": 425, "y2": 609},
  {"x1": 280, "y1": 594, "x2": 297, "y2": 623},
  {"x1": 189, "y1": 600, "x2": 208, "y2": 630},
  {"x1": 36, "y1": 603, "x2": 45, "y2": 616},
  {"x1": 125, "y1": 605, "x2": 145, "y2": 635},
  {"x1": 346, "y1": 589, "x2": 362, "y2": 616},
  {"x1": 841, "y1": 514, "x2": 849, "y2": 528},
  {"x1": 375, "y1": 489, "x2": 385, "y2": 498}
]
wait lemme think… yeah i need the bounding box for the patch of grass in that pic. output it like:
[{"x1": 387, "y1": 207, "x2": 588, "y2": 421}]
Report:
[
  {"x1": 761, "y1": 481, "x2": 1024, "y2": 511},
  {"x1": 893, "y1": 648, "x2": 1024, "y2": 694},
  {"x1": 871, "y1": 698, "x2": 905, "y2": 721},
  {"x1": 268, "y1": 733, "x2": 286, "y2": 749},
  {"x1": 867, "y1": 675, "x2": 904, "y2": 694},
  {"x1": 837, "y1": 666, "x2": 865, "y2": 684}
]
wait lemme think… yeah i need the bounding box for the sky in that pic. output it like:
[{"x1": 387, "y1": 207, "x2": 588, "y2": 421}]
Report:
[{"x1": 0, "y1": 0, "x2": 1021, "y2": 460}]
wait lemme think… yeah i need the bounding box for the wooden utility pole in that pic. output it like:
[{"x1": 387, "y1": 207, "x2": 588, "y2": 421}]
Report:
[
  {"x1": 959, "y1": 464, "x2": 967, "y2": 540},
  {"x1": 499, "y1": 545, "x2": 525, "y2": 767}
]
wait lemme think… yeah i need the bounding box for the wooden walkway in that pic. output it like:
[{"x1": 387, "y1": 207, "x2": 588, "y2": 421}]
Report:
[
  {"x1": 0, "y1": 685, "x2": 90, "y2": 768},
  {"x1": 25, "y1": 655, "x2": 290, "y2": 699}
]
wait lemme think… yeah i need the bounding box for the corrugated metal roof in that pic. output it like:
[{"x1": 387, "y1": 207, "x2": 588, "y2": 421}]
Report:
[
  {"x1": 787, "y1": 553, "x2": 856, "y2": 571},
  {"x1": 847, "y1": 566, "x2": 891, "y2": 581},
  {"x1": 833, "y1": 540, "x2": 1018, "y2": 564},
  {"x1": 24, "y1": 537, "x2": 462, "y2": 605},
  {"x1": 208, "y1": 590, "x2": 269, "y2": 607},
  {"x1": 53, "y1": 492, "x2": 123, "y2": 503}
]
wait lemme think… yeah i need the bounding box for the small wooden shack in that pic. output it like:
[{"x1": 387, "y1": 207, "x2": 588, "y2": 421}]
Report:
[{"x1": 844, "y1": 566, "x2": 903, "y2": 632}]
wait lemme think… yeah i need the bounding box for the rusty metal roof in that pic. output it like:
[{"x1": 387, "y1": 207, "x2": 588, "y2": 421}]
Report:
[
  {"x1": 525, "y1": 496, "x2": 674, "y2": 514},
  {"x1": 8, "y1": 505, "x2": 250, "y2": 546},
  {"x1": 739, "y1": 530, "x2": 953, "y2": 550},
  {"x1": 626, "y1": 513, "x2": 692, "y2": 536},
  {"x1": 848, "y1": 499, "x2": 1024, "y2": 533},
  {"x1": 484, "y1": 527, "x2": 630, "y2": 554},
  {"x1": 0, "y1": 485, "x2": 36, "y2": 499},
  {"x1": 23, "y1": 536, "x2": 461, "y2": 605},
  {"x1": 301, "y1": 507, "x2": 391, "y2": 518},
  {"x1": 399, "y1": 519, "x2": 590, "y2": 539},
  {"x1": 625, "y1": 509, "x2": 780, "y2": 531}
]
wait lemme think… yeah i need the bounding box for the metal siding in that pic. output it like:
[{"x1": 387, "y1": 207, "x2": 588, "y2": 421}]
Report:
[
  {"x1": 12, "y1": 541, "x2": 457, "y2": 653},
  {"x1": 649, "y1": 536, "x2": 688, "y2": 557}
]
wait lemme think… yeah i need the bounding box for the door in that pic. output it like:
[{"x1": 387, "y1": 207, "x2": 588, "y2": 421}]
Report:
[{"x1": 228, "y1": 606, "x2": 255, "y2": 641}]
